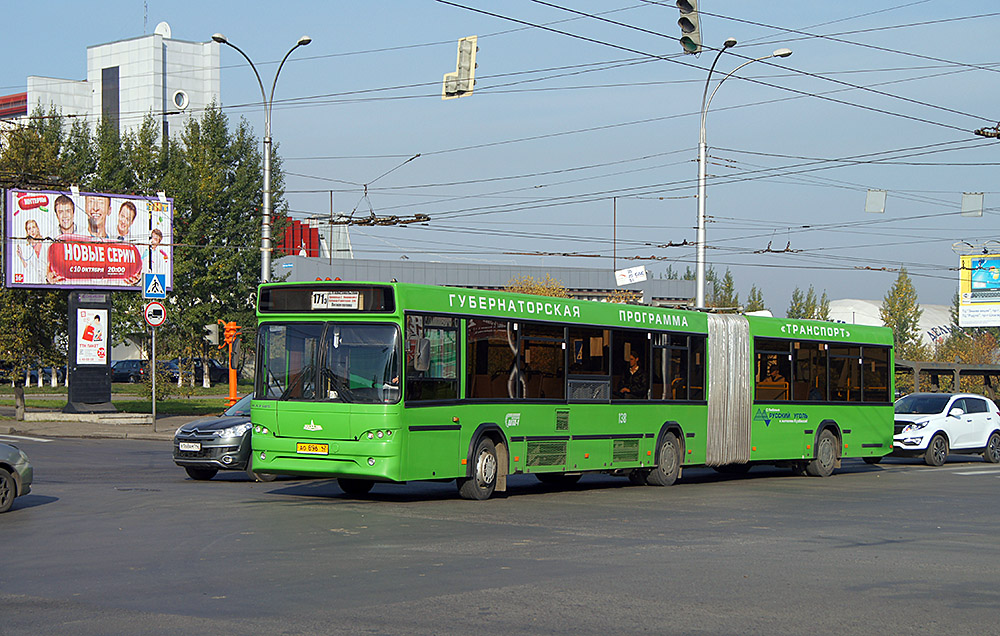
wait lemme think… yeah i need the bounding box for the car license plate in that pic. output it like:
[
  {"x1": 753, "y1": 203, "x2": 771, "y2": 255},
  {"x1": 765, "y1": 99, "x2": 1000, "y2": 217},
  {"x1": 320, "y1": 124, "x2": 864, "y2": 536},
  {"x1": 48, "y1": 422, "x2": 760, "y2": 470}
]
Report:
[
  {"x1": 297, "y1": 442, "x2": 329, "y2": 455},
  {"x1": 179, "y1": 442, "x2": 201, "y2": 452}
]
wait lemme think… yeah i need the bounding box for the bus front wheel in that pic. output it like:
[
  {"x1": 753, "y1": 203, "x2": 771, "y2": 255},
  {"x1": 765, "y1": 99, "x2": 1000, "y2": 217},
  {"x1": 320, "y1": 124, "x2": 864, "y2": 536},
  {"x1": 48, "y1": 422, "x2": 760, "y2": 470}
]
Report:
[
  {"x1": 646, "y1": 432, "x2": 680, "y2": 487},
  {"x1": 458, "y1": 437, "x2": 498, "y2": 500}
]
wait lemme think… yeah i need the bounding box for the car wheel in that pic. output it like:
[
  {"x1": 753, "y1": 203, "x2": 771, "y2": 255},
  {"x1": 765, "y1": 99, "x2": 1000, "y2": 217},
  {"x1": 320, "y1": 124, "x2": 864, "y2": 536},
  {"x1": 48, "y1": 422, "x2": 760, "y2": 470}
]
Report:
[
  {"x1": 338, "y1": 478, "x2": 374, "y2": 497},
  {"x1": 184, "y1": 466, "x2": 218, "y2": 481},
  {"x1": 0, "y1": 468, "x2": 15, "y2": 513},
  {"x1": 457, "y1": 437, "x2": 499, "y2": 500},
  {"x1": 128, "y1": 375, "x2": 137, "y2": 384},
  {"x1": 646, "y1": 432, "x2": 681, "y2": 486},
  {"x1": 924, "y1": 434, "x2": 948, "y2": 467},
  {"x1": 983, "y1": 431, "x2": 1000, "y2": 464},
  {"x1": 806, "y1": 429, "x2": 838, "y2": 477},
  {"x1": 246, "y1": 454, "x2": 277, "y2": 482}
]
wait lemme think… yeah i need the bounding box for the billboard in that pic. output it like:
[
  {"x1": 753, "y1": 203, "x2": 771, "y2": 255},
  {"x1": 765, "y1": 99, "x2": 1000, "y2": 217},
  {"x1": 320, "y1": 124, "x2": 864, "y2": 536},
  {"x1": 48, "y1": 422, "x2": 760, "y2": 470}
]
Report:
[
  {"x1": 958, "y1": 254, "x2": 1000, "y2": 327},
  {"x1": 4, "y1": 188, "x2": 173, "y2": 291}
]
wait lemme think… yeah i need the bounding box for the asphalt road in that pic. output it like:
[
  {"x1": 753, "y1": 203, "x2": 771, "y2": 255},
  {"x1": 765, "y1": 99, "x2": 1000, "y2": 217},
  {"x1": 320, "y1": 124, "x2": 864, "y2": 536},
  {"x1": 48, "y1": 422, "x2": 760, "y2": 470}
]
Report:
[{"x1": 2, "y1": 435, "x2": 999, "y2": 636}]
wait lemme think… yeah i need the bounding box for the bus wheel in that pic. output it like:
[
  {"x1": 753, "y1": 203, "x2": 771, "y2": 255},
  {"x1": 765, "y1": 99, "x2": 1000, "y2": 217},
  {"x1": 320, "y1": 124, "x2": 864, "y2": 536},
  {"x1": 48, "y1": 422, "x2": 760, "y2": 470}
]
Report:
[
  {"x1": 338, "y1": 478, "x2": 374, "y2": 497},
  {"x1": 458, "y1": 437, "x2": 498, "y2": 500},
  {"x1": 806, "y1": 429, "x2": 838, "y2": 477},
  {"x1": 924, "y1": 434, "x2": 948, "y2": 467},
  {"x1": 646, "y1": 432, "x2": 680, "y2": 487},
  {"x1": 536, "y1": 473, "x2": 581, "y2": 487}
]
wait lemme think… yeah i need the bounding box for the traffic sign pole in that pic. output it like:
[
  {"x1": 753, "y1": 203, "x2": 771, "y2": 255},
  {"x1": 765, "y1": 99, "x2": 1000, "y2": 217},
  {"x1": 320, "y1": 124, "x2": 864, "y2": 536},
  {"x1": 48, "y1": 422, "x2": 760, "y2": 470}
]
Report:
[
  {"x1": 143, "y1": 301, "x2": 166, "y2": 425},
  {"x1": 151, "y1": 327, "x2": 156, "y2": 424}
]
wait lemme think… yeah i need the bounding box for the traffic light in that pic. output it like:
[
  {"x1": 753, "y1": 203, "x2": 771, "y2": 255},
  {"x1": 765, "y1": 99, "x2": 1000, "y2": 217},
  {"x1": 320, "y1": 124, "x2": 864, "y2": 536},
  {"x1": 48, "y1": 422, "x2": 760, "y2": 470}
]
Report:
[
  {"x1": 442, "y1": 36, "x2": 478, "y2": 99},
  {"x1": 676, "y1": 0, "x2": 702, "y2": 55},
  {"x1": 221, "y1": 321, "x2": 241, "y2": 347}
]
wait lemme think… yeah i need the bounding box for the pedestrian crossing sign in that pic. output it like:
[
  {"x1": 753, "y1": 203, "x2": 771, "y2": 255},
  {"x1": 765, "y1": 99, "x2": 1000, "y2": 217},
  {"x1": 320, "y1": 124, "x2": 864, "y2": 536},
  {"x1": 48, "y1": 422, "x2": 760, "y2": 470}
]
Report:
[{"x1": 143, "y1": 273, "x2": 167, "y2": 299}]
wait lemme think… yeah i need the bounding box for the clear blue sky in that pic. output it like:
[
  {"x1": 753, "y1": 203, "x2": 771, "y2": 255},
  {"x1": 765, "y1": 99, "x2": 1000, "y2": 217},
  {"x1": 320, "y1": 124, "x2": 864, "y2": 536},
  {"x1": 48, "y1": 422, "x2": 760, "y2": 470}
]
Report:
[{"x1": 4, "y1": 1, "x2": 998, "y2": 313}]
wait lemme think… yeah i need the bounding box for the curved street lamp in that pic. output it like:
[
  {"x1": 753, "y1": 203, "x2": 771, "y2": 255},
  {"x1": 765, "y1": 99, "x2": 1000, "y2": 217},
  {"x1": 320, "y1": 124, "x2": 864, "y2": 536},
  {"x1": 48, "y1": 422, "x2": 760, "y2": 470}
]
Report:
[
  {"x1": 695, "y1": 39, "x2": 792, "y2": 308},
  {"x1": 212, "y1": 33, "x2": 312, "y2": 283}
]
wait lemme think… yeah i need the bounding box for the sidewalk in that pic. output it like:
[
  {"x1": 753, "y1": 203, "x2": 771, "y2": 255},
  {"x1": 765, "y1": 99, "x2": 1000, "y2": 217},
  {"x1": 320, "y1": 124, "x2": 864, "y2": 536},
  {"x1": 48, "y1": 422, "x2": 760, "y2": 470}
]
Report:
[{"x1": 0, "y1": 405, "x2": 185, "y2": 441}]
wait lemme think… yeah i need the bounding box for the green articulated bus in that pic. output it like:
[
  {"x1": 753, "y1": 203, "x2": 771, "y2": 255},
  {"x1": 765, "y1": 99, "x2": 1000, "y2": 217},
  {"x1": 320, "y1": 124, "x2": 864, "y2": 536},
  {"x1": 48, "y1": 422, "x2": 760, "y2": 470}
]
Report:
[{"x1": 250, "y1": 281, "x2": 894, "y2": 499}]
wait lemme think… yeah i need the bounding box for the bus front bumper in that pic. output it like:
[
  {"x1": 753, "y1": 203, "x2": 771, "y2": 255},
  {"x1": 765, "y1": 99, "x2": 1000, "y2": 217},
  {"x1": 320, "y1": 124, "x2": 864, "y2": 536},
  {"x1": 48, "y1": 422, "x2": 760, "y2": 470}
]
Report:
[{"x1": 250, "y1": 436, "x2": 402, "y2": 481}]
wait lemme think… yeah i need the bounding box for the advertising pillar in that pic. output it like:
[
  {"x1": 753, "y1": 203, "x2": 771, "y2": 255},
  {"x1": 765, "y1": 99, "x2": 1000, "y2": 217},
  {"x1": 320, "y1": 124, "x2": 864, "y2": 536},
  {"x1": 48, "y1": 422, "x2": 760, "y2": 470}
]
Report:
[{"x1": 66, "y1": 291, "x2": 115, "y2": 413}]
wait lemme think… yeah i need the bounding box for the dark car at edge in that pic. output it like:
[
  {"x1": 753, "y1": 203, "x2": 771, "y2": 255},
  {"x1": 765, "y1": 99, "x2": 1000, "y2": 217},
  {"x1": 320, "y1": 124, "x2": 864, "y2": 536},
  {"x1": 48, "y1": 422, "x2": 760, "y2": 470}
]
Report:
[{"x1": 172, "y1": 394, "x2": 273, "y2": 481}]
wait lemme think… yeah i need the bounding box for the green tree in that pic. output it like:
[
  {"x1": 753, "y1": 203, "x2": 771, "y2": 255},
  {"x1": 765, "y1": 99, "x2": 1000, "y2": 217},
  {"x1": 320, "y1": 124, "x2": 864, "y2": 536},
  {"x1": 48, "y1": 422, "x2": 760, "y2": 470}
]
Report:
[
  {"x1": 787, "y1": 285, "x2": 830, "y2": 320},
  {"x1": 712, "y1": 268, "x2": 739, "y2": 310},
  {"x1": 745, "y1": 285, "x2": 766, "y2": 312},
  {"x1": 880, "y1": 267, "x2": 929, "y2": 359}
]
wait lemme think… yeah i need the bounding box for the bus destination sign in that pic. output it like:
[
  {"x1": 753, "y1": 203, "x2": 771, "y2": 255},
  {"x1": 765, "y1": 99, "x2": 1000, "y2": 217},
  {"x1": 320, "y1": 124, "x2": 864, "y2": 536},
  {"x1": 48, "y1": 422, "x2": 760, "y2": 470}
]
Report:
[{"x1": 312, "y1": 290, "x2": 360, "y2": 311}]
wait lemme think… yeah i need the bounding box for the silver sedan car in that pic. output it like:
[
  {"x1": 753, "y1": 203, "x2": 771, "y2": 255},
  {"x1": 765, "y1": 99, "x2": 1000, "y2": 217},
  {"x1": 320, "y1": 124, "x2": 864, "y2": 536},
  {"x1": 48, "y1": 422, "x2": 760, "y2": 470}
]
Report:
[{"x1": 0, "y1": 442, "x2": 33, "y2": 513}]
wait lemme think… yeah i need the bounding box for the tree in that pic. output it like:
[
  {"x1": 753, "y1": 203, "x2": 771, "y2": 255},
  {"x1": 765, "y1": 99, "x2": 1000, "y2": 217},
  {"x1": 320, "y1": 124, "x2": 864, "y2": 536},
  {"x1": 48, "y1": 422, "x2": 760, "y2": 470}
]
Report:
[
  {"x1": 0, "y1": 104, "x2": 281, "y2": 397},
  {"x1": 0, "y1": 108, "x2": 71, "y2": 417},
  {"x1": 503, "y1": 274, "x2": 569, "y2": 298},
  {"x1": 880, "y1": 267, "x2": 929, "y2": 360},
  {"x1": 745, "y1": 285, "x2": 766, "y2": 312},
  {"x1": 711, "y1": 268, "x2": 739, "y2": 310},
  {"x1": 787, "y1": 285, "x2": 830, "y2": 320}
]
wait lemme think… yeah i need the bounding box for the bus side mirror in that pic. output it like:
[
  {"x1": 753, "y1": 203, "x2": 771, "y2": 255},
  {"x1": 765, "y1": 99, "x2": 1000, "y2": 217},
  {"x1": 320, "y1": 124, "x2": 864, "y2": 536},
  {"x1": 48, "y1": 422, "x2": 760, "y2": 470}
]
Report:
[{"x1": 414, "y1": 338, "x2": 431, "y2": 372}]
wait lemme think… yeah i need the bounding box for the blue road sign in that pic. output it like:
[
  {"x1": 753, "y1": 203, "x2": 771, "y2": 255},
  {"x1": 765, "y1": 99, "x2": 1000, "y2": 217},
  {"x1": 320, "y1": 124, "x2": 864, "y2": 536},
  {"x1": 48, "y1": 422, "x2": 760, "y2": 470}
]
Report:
[{"x1": 143, "y1": 273, "x2": 167, "y2": 299}]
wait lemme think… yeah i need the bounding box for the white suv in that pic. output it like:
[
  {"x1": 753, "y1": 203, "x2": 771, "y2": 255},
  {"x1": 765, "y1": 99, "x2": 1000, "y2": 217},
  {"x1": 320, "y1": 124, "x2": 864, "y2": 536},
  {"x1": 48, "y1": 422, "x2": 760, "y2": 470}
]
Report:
[{"x1": 893, "y1": 392, "x2": 1000, "y2": 466}]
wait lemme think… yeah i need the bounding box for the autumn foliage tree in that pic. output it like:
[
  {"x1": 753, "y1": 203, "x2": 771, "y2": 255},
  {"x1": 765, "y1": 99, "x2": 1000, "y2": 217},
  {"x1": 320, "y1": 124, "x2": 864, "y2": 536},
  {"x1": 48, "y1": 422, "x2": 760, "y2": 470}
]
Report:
[{"x1": 503, "y1": 274, "x2": 569, "y2": 298}]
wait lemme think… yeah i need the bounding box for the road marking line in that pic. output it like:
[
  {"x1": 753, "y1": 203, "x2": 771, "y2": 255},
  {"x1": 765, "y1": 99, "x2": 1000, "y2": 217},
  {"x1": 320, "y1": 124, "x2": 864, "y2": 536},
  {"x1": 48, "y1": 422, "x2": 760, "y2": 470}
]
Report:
[
  {"x1": 0, "y1": 434, "x2": 52, "y2": 443},
  {"x1": 953, "y1": 469, "x2": 1000, "y2": 475}
]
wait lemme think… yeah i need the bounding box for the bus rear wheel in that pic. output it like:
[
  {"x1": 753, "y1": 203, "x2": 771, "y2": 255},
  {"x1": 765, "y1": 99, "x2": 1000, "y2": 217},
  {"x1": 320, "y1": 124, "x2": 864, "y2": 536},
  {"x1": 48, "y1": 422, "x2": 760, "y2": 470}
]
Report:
[
  {"x1": 338, "y1": 478, "x2": 374, "y2": 497},
  {"x1": 458, "y1": 437, "x2": 498, "y2": 500},
  {"x1": 646, "y1": 432, "x2": 680, "y2": 487},
  {"x1": 806, "y1": 429, "x2": 838, "y2": 477}
]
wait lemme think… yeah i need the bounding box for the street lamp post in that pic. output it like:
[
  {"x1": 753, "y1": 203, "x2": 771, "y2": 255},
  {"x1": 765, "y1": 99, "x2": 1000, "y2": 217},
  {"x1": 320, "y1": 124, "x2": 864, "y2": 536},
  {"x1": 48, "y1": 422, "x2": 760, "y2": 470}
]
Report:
[
  {"x1": 695, "y1": 39, "x2": 792, "y2": 308},
  {"x1": 212, "y1": 33, "x2": 312, "y2": 283}
]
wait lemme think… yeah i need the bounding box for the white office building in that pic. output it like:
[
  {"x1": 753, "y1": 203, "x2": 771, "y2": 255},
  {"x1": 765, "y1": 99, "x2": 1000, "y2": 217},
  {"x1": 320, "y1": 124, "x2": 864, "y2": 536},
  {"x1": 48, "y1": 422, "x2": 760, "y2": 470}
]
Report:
[{"x1": 0, "y1": 22, "x2": 219, "y2": 141}]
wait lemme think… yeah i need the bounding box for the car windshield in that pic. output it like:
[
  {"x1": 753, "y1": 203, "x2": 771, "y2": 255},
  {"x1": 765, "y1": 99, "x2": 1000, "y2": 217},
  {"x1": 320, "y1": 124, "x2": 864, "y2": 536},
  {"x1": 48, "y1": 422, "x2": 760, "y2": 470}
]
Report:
[
  {"x1": 256, "y1": 322, "x2": 400, "y2": 404},
  {"x1": 895, "y1": 394, "x2": 951, "y2": 415},
  {"x1": 223, "y1": 394, "x2": 252, "y2": 417}
]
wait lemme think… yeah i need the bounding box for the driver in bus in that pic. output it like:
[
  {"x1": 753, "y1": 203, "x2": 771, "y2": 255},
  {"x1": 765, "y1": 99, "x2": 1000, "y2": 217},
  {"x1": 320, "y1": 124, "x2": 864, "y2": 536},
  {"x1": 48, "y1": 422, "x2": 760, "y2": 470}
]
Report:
[{"x1": 618, "y1": 351, "x2": 648, "y2": 399}]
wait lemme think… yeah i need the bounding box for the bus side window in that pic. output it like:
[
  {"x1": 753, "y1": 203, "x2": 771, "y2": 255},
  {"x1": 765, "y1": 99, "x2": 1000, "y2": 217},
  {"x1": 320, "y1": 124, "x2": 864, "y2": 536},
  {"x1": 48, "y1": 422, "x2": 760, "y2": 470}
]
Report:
[
  {"x1": 612, "y1": 331, "x2": 650, "y2": 401},
  {"x1": 405, "y1": 315, "x2": 458, "y2": 402},
  {"x1": 466, "y1": 318, "x2": 517, "y2": 400}
]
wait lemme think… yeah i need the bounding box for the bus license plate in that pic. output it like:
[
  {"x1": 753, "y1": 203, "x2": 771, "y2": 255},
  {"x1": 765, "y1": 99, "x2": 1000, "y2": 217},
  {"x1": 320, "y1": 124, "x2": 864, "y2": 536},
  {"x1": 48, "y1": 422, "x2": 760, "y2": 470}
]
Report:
[
  {"x1": 179, "y1": 442, "x2": 201, "y2": 452},
  {"x1": 297, "y1": 442, "x2": 329, "y2": 455}
]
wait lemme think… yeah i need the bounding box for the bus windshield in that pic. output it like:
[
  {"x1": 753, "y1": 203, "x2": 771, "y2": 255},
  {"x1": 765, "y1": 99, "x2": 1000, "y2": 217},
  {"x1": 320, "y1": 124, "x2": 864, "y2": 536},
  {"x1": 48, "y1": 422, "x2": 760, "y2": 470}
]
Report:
[{"x1": 256, "y1": 322, "x2": 400, "y2": 404}]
